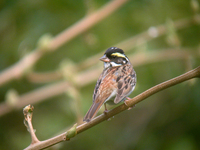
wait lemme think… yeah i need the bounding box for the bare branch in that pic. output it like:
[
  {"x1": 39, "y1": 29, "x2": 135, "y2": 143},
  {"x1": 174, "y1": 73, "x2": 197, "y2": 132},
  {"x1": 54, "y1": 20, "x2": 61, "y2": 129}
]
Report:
[
  {"x1": 0, "y1": 0, "x2": 128, "y2": 87},
  {"x1": 48, "y1": 0, "x2": 129, "y2": 50},
  {"x1": 24, "y1": 66, "x2": 200, "y2": 150},
  {"x1": 0, "y1": 51, "x2": 43, "y2": 86},
  {"x1": 27, "y1": 71, "x2": 62, "y2": 83},
  {"x1": 0, "y1": 81, "x2": 70, "y2": 116}
]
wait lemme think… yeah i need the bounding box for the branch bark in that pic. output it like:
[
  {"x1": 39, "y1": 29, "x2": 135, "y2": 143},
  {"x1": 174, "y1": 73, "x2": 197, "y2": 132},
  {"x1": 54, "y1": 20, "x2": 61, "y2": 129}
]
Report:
[{"x1": 24, "y1": 66, "x2": 200, "y2": 150}]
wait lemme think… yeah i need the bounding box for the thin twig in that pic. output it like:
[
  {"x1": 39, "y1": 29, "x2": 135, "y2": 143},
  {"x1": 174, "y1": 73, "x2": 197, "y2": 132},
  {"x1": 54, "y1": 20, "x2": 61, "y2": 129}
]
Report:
[
  {"x1": 24, "y1": 66, "x2": 200, "y2": 150},
  {"x1": 0, "y1": 0, "x2": 128, "y2": 87},
  {"x1": 23, "y1": 105, "x2": 40, "y2": 145}
]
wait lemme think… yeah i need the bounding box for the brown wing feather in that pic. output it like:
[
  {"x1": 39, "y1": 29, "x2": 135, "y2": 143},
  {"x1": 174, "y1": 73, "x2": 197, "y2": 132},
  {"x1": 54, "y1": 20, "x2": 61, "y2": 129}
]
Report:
[
  {"x1": 83, "y1": 67, "x2": 118, "y2": 122},
  {"x1": 114, "y1": 65, "x2": 136, "y2": 104},
  {"x1": 83, "y1": 64, "x2": 136, "y2": 122}
]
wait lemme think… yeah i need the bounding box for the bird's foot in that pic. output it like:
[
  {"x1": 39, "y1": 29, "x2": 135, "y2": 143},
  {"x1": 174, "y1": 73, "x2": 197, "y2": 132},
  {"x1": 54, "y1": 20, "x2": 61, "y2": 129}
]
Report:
[
  {"x1": 103, "y1": 106, "x2": 114, "y2": 121},
  {"x1": 103, "y1": 103, "x2": 109, "y2": 114},
  {"x1": 124, "y1": 97, "x2": 135, "y2": 110},
  {"x1": 104, "y1": 109, "x2": 109, "y2": 114}
]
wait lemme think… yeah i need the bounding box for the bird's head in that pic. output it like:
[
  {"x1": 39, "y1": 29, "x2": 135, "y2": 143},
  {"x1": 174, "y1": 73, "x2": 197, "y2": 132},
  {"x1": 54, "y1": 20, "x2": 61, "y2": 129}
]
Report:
[{"x1": 100, "y1": 47, "x2": 129, "y2": 68}]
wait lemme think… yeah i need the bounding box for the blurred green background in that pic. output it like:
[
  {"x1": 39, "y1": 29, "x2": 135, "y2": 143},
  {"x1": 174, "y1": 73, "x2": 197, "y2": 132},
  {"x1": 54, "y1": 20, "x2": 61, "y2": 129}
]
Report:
[{"x1": 0, "y1": 0, "x2": 200, "y2": 149}]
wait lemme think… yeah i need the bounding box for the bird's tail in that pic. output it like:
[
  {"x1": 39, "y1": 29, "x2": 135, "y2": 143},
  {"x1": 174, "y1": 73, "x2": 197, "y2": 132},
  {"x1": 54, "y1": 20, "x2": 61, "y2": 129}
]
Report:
[{"x1": 83, "y1": 101, "x2": 104, "y2": 122}]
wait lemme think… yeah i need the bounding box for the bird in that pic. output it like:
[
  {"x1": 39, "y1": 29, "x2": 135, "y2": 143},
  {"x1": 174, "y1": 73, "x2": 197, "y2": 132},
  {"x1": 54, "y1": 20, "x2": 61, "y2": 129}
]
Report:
[{"x1": 83, "y1": 47, "x2": 136, "y2": 122}]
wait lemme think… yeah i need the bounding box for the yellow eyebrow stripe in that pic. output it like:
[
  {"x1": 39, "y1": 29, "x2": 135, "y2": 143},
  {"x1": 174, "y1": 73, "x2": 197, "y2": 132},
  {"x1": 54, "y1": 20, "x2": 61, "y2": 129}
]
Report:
[{"x1": 111, "y1": 53, "x2": 126, "y2": 58}]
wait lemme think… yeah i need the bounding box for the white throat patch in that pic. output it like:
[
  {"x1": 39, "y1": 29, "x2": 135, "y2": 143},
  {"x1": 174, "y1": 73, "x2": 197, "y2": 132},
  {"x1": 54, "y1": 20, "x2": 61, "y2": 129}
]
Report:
[{"x1": 104, "y1": 62, "x2": 121, "y2": 68}]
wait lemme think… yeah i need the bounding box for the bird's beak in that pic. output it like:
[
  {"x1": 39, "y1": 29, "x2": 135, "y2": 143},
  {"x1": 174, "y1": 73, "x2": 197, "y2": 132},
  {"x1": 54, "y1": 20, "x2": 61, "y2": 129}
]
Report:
[{"x1": 99, "y1": 55, "x2": 110, "y2": 62}]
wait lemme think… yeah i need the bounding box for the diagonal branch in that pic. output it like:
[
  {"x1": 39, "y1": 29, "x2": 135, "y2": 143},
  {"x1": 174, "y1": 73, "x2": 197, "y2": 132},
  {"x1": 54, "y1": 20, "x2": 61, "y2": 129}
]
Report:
[
  {"x1": 0, "y1": 81, "x2": 70, "y2": 117},
  {"x1": 48, "y1": 0, "x2": 129, "y2": 50},
  {"x1": 24, "y1": 66, "x2": 200, "y2": 150},
  {"x1": 0, "y1": 0, "x2": 128, "y2": 87}
]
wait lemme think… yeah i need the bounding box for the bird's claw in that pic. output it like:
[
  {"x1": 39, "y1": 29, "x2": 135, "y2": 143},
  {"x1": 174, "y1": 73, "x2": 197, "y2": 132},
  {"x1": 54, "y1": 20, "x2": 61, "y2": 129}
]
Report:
[
  {"x1": 124, "y1": 97, "x2": 135, "y2": 110},
  {"x1": 104, "y1": 109, "x2": 109, "y2": 114}
]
